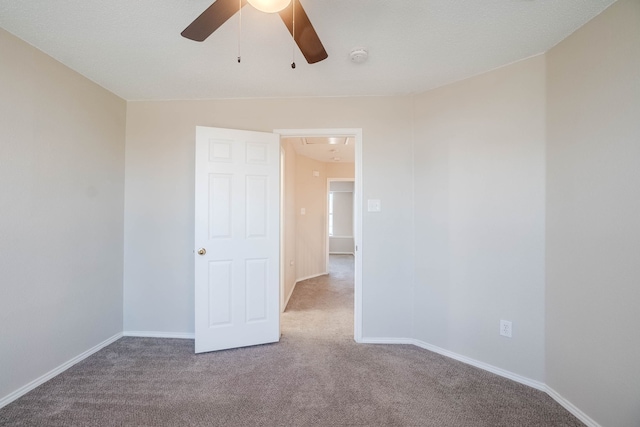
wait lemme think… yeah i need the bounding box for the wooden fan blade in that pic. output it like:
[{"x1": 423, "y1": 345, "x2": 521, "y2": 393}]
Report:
[
  {"x1": 182, "y1": 0, "x2": 247, "y2": 42},
  {"x1": 279, "y1": 0, "x2": 328, "y2": 64}
]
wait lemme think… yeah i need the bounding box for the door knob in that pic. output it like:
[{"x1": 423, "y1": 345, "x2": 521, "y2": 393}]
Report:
[{"x1": 197, "y1": 248, "x2": 206, "y2": 255}]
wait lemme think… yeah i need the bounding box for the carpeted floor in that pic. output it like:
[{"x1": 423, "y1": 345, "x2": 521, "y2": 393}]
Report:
[{"x1": 0, "y1": 255, "x2": 583, "y2": 426}]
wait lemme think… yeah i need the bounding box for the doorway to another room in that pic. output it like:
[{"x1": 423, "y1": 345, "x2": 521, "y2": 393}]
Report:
[{"x1": 277, "y1": 129, "x2": 362, "y2": 342}]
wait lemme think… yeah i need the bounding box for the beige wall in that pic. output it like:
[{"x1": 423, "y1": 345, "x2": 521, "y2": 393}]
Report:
[
  {"x1": 294, "y1": 158, "x2": 356, "y2": 276},
  {"x1": 413, "y1": 55, "x2": 547, "y2": 382},
  {"x1": 327, "y1": 162, "x2": 355, "y2": 179},
  {"x1": 546, "y1": 1, "x2": 640, "y2": 425},
  {"x1": 281, "y1": 140, "x2": 298, "y2": 308},
  {"x1": 1, "y1": 3, "x2": 634, "y2": 421},
  {"x1": 0, "y1": 29, "x2": 126, "y2": 403},
  {"x1": 124, "y1": 97, "x2": 415, "y2": 338},
  {"x1": 294, "y1": 154, "x2": 328, "y2": 280}
]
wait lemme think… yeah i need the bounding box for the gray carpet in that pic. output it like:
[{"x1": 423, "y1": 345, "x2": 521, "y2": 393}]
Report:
[{"x1": 0, "y1": 255, "x2": 583, "y2": 426}]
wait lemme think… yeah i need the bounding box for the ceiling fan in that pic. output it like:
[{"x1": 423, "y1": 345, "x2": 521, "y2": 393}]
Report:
[{"x1": 181, "y1": 0, "x2": 328, "y2": 64}]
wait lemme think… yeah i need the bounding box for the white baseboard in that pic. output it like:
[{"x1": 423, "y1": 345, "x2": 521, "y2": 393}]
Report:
[
  {"x1": 410, "y1": 338, "x2": 546, "y2": 391},
  {"x1": 360, "y1": 337, "x2": 602, "y2": 425},
  {"x1": 0, "y1": 329, "x2": 601, "y2": 427},
  {"x1": 295, "y1": 272, "x2": 328, "y2": 283},
  {"x1": 360, "y1": 337, "x2": 545, "y2": 391},
  {"x1": 546, "y1": 386, "x2": 601, "y2": 427},
  {"x1": 359, "y1": 337, "x2": 414, "y2": 345},
  {"x1": 0, "y1": 332, "x2": 123, "y2": 410},
  {"x1": 123, "y1": 331, "x2": 195, "y2": 339},
  {"x1": 283, "y1": 281, "x2": 299, "y2": 312}
]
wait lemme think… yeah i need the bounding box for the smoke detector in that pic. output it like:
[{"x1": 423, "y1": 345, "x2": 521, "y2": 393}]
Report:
[{"x1": 349, "y1": 48, "x2": 368, "y2": 64}]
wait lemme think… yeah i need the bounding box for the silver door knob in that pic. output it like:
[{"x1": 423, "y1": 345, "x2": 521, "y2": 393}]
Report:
[{"x1": 197, "y1": 248, "x2": 206, "y2": 255}]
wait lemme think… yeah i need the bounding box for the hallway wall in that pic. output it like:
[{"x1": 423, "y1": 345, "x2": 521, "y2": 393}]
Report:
[
  {"x1": 294, "y1": 154, "x2": 328, "y2": 280},
  {"x1": 282, "y1": 140, "x2": 298, "y2": 308}
]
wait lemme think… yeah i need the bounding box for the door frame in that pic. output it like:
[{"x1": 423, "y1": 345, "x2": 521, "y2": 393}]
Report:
[
  {"x1": 274, "y1": 128, "x2": 363, "y2": 342},
  {"x1": 279, "y1": 145, "x2": 286, "y2": 332}
]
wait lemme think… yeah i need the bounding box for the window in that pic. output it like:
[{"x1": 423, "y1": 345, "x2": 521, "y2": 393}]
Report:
[{"x1": 328, "y1": 192, "x2": 334, "y2": 236}]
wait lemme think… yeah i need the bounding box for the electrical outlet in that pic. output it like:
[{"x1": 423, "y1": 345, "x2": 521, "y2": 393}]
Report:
[{"x1": 500, "y1": 320, "x2": 512, "y2": 338}]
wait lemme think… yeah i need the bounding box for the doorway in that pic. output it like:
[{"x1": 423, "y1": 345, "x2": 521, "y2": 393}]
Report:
[
  {"x1": 276, "y1": 128, "x2": 363, "y2": 342},
  {"x1": 326, "y1": 178, "x2": 355, "y2": 272}
]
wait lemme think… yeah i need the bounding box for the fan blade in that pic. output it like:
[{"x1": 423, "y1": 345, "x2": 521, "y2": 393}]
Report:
[
  {"x1": 182, "y1": 0, "x2": 247, "y2": 42},
  {"x1": 279, "y1": 0, "x2": 328, "y2": 64}
]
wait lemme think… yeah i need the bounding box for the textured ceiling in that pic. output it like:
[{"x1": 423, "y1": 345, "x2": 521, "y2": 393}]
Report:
[{"x1": 0, "y1": 0, "x2": 616, "y2": 100}]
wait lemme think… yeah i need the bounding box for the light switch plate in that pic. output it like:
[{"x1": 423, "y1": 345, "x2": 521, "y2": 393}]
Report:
[
  {"x1": 300, "y1": 208, "x2": 306, "y2": 215},
  {"x1": 367, "y1": 199, "x2": 381, "y2": 212}
]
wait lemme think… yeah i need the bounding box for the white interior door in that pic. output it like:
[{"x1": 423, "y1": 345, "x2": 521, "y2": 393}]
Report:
[{"x1": 194, "y1": 126, "x2": 280, "y2": 353}]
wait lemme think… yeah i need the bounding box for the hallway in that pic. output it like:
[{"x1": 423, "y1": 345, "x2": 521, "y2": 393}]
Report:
[{"x1": 282, "y1": 254, "x2": 354, "y2": 341}]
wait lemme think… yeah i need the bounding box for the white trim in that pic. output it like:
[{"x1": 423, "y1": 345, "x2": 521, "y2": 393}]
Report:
[
  {"x1": 274, "y1": 128, "x2": 363, "y2": 344},
  {"x1": 357, "y1": 337, "x2": 603, "y2": 425},
  {"x1": 359, "y1": 337, "x2": 414, "y2": 345},
  {"x1": 410, "y1": 338, "x2": 546, "y2": 391},
  {"x1": 329, "y1": 252, "x2": 355, "y2": 255},
  {"x1": 0, "y1": 330, "x2": 602, "y2": 427},
  {"x1": 274, "y1": 129, "x2": 361, "y2": 138},
  {"x1": 546, "y1": 386, "x2": 601, "y2": 427},
  {"x1": 283, "y1": 279, "x2": 299, "y2": 311},
  {"x1": 279, "y1": 146, "x2": 286, "y2": 319},
  {"x1": 329, "y1": 235, "x2": 354, "y2": 239},
  {"x1": 123, "y1": 331, "x2": 195, "y2": 339},
  {"x1": 359, "y1": 337, "x2": 545, "y2": 391},
  {"x1": 295, "y1": 272, "x2": 328, "y2": 283},
  {"x1": 0, "y1": 332, "x2": 123, "y2": 409},
  {"x1": 353, "y1": 131, "x2": 363, "y2": 343}
]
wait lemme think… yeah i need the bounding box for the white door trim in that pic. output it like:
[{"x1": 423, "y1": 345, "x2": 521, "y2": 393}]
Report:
[
  {"x1": 280, "y1": 146, "x2": 286, "y2": 317},
  {"x1": 274, "y1": 128, "x2": 363, "y2": 342}
]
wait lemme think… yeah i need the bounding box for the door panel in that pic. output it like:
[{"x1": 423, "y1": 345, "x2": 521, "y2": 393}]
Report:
[{"x1": 195, "y1": 126, "x2": 280, "y2": 353}]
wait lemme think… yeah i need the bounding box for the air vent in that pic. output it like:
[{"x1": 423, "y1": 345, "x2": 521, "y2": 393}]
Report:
[{"x1": 302, "y1": 137, "x2": 350, "y2": 145}]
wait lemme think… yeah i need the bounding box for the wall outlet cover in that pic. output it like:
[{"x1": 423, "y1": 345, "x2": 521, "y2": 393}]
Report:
[
  {"x1": 500, "y1": 320, "x2": 512, "y2": 338},
  {"x1": 367, "y1": 199, "x2": 381, "y2": 212}
]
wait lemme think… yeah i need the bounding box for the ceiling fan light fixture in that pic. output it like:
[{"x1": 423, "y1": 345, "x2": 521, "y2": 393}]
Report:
[{"x1": 247, "y1": 0, "x2": 291, "y2": 13}]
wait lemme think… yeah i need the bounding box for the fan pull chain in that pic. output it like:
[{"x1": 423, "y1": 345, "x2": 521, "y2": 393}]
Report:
[
  {"x1": 291, "y1": 0, "x2": 296, "y2": 69},
  {"x1": 237, "y1": 0, "x2": 242, "y2": 63}
]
